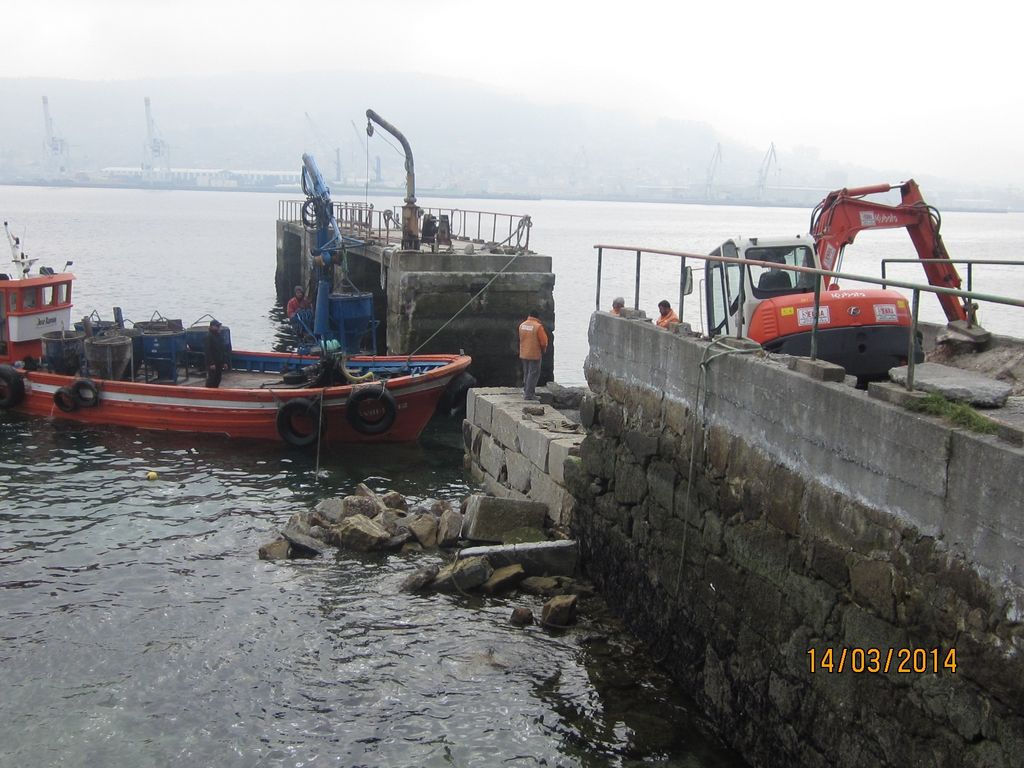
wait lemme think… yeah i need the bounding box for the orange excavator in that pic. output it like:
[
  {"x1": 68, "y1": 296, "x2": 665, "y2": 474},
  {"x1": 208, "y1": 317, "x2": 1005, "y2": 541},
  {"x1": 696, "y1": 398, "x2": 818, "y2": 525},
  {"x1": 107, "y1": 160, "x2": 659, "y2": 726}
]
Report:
[{"x1": 704, "y1": 180, "x2": 987, "y2": 383}]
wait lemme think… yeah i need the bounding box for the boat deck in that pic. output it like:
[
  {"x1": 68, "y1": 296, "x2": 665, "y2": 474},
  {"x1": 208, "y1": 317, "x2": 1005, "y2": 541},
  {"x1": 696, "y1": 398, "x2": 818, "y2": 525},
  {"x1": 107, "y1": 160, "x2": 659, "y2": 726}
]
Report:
[{"x1": 134, "y1": 368, "x2": 298, "y2": 390}]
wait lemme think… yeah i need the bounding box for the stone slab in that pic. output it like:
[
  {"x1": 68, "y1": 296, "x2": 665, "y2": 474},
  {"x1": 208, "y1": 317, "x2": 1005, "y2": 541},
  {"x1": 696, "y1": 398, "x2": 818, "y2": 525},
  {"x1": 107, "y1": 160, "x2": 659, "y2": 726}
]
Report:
[
  {"x1": 548, "y1": 436, "x2": 584, "y2": 485},
  {"x1": 463, "y1": 494, "x2": 549, "y2": 542},
  {"x1": 458, "y1": 540, "x2": 579, "y2": 577},
  {"x1": 491, "y1": 403, "x2": 523, "y2": 451},
  {"x1": 479, "y1": 434, "x2": 506, "y2": 480},
  {"x1": 889, "y1": 362, "x2": 1012, "y2": 407},
  {"x1": 505, "y1": 449, "x2": 534, "y2": 493},
  {"x1": 518, "y1": 421, "x2": 554, "y2": 472},
  {"x1": 529, "y1": 464, "x2": 574, "y2": 526}
]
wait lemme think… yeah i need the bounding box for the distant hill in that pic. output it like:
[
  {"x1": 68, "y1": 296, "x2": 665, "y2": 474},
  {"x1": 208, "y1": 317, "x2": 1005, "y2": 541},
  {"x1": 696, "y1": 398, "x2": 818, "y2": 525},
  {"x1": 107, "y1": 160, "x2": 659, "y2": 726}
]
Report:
[{"x1": 0, "y1": 72, "x2": 1018, "y2": 209}]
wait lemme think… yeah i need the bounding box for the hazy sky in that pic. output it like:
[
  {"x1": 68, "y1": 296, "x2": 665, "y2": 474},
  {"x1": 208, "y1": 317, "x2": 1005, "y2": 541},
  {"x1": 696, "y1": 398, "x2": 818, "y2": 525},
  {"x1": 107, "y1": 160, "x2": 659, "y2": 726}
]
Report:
[{"x1": 5, "y1": 0, "x2": 1020, "y2": 186}]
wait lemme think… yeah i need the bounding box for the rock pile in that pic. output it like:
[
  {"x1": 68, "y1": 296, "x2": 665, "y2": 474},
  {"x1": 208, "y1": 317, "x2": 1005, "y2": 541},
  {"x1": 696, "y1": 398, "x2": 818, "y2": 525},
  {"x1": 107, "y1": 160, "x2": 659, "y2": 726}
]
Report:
[{"x1": 259, "y1": 485, "x2": 594, "y2": 628}]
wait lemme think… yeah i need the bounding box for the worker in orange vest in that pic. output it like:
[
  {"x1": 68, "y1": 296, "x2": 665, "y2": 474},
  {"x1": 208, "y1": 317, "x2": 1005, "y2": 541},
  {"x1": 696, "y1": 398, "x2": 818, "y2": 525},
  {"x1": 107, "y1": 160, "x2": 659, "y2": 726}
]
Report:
[
  {"x1": 656, "y1": 299, "x2": 680, "y2": 328},
  {"x1": 518, "y1": 307, "x2": 548, "y2": 401}
]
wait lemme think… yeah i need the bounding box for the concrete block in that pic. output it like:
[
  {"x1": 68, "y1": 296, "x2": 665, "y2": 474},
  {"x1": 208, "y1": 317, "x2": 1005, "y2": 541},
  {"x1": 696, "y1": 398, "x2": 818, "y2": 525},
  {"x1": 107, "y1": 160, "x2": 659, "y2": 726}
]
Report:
[
  {"x1": 867, "y1": 381, "x2": 931, "y2": 408},
  {"x1": 463, "y1": 494, "x2": 549, "y2": 542},
  {"x1": 466, "y1": 422, "x2": 483, "y2": 459},
  {"x1": 491, "y1": 403, "x2": 522, "y2": 451},
  {"x1": 529, "y1": 464, "x2": 574, "y2": 526},
  {"x1": 478, "y1": 471, "x2": 529, "y2": 503},
  {"x1": 519, "y1": 422, "x2": 554, "y2": 472},
  {"x1": 458, "y1": 540, "x2": 579, "y2": 576},
  {"x1": 549, "y1": 436, "x2": 584, "y2": 485},
  {"x1": 505, "y1": 449, "x2": 534, "y2": 493},
  {"x1": 787, "y1": 356, "x2": 846, "y2": 382},
  {"x1": 472, "y1": 391, "x2": 494, "y2": 431},
  {"x1": 479, "y1": 435, "x2": 506, "y2": 481}
]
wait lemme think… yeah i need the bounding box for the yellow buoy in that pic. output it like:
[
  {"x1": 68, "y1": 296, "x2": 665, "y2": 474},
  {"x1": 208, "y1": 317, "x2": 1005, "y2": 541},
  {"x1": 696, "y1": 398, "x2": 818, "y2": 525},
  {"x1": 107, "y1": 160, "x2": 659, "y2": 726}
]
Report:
[{"x1": 146, "y1": 471, "x2": 158, "y2": 481}]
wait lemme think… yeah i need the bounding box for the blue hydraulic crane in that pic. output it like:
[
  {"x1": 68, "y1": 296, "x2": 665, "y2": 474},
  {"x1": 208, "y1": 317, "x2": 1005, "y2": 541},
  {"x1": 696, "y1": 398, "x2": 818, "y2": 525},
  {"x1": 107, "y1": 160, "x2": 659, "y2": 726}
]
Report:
[{"x1": 299, "y1": 153, "x2": 374, "y2": 353}]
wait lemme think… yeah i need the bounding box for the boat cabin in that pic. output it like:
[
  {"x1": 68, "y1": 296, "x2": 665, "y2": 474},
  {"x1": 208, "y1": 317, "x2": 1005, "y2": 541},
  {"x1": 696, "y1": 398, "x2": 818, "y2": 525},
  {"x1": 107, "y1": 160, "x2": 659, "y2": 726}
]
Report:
[
  {"x1": 1, "y1": 222, "x2": 75, "y2": 365},
  {"x1": 0, "y1": 273, "x2": 75, "y2": 365}
]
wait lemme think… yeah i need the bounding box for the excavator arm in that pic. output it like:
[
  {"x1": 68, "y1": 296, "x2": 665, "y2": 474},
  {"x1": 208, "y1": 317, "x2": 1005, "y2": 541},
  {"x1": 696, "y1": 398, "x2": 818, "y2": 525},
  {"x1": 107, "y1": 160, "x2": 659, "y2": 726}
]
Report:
[{"x1": 809, "y1": 180, "x2": 969, "y2": 323}]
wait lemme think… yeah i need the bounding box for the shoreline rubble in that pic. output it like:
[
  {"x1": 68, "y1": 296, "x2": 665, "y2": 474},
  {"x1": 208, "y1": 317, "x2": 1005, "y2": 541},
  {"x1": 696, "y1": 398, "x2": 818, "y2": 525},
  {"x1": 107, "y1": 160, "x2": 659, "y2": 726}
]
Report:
[{"x1": 258, "y1": 485, "x2": 591, "y2": 628}]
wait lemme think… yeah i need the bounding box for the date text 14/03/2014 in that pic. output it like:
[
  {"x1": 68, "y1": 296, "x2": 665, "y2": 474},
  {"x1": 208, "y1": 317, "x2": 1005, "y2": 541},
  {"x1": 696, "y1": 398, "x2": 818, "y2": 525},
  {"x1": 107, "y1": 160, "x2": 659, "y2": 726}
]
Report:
[{"x1": 807, "y1": 647, "x2": 957, "y2": 674}]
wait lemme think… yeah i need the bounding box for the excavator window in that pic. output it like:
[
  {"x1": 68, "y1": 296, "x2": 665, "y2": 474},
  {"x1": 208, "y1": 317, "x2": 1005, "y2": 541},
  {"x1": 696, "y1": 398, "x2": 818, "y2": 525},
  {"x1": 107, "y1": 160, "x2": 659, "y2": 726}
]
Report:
[
  {"x1": 706, "y1": 241, "x2": 743, "y2": 337},
  {"x1": 749, "y1": 246, "x2": 813, "y2": 297}
]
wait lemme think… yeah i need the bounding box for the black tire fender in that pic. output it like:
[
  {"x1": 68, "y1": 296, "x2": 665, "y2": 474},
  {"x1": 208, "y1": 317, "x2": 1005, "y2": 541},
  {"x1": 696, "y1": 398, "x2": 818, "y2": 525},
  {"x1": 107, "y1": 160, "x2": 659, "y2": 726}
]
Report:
[
  {"x1": 71, "y1": 378, "x2": 100, "y2": 407},
  {"x1": 436, "y1": 371, "x2": 477, "y2": 417},
  {"x1": 346, "y1": 386, "x2": 397, "y2": 435},
  {"x1": 54, "y1": 386, "x2": 78, "y2": 412},
  {"x1": 276, "y1": 397, "x2": 322, "y2": 447},
  {"x1": 0, "y1": 364, "x2": 26, "y2": 408}
]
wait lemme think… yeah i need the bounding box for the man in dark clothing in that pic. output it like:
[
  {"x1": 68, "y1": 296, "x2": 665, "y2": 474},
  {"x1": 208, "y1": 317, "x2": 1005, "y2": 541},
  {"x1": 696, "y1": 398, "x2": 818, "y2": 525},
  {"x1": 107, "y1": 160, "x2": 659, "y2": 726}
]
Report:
[{"x1": 204, "y1": 319, "x2": 228, "y2": 388}]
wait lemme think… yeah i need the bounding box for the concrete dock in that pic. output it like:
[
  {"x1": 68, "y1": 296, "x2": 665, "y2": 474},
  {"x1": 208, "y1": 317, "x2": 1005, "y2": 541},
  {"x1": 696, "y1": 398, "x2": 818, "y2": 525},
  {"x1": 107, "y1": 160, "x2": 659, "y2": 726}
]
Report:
[{"x1": 276, "y1": 200, "x2": 554, "y2": 386}]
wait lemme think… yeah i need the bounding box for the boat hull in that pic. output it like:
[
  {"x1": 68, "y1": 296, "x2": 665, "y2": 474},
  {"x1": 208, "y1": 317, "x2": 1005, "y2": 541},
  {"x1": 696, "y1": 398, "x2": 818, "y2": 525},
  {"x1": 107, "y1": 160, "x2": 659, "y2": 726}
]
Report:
[{"x1": 4, "y1": 353, "x2": 473, "y2": 444}]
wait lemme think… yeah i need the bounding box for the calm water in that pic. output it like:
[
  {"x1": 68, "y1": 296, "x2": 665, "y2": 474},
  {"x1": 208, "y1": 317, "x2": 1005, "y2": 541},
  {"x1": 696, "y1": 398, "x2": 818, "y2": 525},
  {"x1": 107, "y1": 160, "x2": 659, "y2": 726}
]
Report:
[{"x1": 2, "y1": 185, "x2": 1023, "y2": 767}]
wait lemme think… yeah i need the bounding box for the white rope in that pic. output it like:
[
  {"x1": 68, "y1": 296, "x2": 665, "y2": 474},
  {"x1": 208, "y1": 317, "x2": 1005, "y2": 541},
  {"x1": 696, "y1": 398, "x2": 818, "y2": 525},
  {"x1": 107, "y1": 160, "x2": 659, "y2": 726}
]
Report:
[
  {"x1": 408, "y1": 251, "x2": 522, "y2": 359},
  {"x1": 314, "y1": 388, "x2": 326, "y2": 480},
  {"x1": 673, "y1": 338, "x2": 759, "y2": 596}
]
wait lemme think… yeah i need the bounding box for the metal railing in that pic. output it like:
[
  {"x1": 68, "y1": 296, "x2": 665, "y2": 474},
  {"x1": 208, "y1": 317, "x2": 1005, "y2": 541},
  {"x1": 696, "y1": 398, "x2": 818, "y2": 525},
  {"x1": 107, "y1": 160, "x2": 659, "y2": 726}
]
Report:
[
  {"x1": 881, "y1": 258, "x2": 1024, "y2": 294},
  {"x1": 278, "y1": 200, "x2": 395, "y2": 242},
  {"x1": 279, "y1": 199, "x2": 532, "y2": 250},
  {"x1": 594, "y1": 243, "x2": 1024, "y2": 391},
  {"x1": 402, "y1": 207, "x2": 532, "y2": 250}
]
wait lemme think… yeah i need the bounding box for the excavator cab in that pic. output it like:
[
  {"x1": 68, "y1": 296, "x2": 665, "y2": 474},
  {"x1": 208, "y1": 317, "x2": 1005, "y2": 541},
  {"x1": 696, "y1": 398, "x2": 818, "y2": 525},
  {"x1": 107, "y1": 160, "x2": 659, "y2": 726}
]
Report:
[{"x1": 705, "y1": 237, "x2": 816, "y2": 339}]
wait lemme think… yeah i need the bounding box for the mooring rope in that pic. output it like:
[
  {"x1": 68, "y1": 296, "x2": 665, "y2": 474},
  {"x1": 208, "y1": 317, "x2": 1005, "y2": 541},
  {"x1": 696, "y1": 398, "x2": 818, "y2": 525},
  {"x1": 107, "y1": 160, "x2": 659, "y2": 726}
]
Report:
[
  {"x1": 673, "y1": 338, "x2": 760, "y2": 597},
  {"x1": 406, "y1": 250, "x2": 523, "y2": 362},
  {"x1": 314, "y1": 388, "x2": 326, "y2": 480}
]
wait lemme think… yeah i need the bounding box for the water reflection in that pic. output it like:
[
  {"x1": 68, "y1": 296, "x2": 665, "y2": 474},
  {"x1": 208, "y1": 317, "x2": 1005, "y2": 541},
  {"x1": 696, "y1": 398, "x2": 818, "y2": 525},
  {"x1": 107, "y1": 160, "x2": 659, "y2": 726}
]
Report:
[{"x1": 0, "y1": 413, "x2": 745, "y2": 767}]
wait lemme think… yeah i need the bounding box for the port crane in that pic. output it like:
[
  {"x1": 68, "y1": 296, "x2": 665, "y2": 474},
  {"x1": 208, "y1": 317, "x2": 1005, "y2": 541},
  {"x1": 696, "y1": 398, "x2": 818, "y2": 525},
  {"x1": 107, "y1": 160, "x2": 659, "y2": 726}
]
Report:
[
  {"x1": 41, "y1": 96, "x2": 70, "y2": 175},
  {"x1": 704, "y1": 143, "x2": 722, "y2": 200},
  {"x1": 304, "y1": 112, "x2": 342, "y2": 183},
  {"x1": 756, "y1": 142, "x2": 778, "y2": 200},
  {"x1": 143, "y1": 97, "x2": 170, "y2": 176}
]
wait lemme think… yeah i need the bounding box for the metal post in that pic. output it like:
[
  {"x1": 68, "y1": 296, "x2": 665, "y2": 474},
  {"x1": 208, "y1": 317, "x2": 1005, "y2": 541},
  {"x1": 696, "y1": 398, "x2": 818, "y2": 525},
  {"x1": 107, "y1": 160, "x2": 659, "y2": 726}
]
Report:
[
  {"x1": 881, "y1": 261, "x2": 887, "y2": 290},
  {"x1": 679, "y1": 256, "x2": 687, "y2": 323},
  {"x1": 634, "y1": 250, "x2": 642, "y2": 309},
  {"x1": 967, "y1": 262, "x2": 973, "y2": 293},
  {"x1": 596, "y1": 248, "x2": 603, "y2": 311},
  {"x1": 906, "y1": 289, "x2": 921, "y2": 391},
  {"x1": 810, "y1": 274, "x2": 822, "y2": 361}
]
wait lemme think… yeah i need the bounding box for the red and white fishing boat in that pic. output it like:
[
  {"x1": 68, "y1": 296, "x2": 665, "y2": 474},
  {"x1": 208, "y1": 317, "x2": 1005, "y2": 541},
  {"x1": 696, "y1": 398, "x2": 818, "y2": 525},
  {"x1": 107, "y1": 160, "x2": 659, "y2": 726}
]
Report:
[{"x1": 0, "y1": 220, "x2": 474, "y2": 446}]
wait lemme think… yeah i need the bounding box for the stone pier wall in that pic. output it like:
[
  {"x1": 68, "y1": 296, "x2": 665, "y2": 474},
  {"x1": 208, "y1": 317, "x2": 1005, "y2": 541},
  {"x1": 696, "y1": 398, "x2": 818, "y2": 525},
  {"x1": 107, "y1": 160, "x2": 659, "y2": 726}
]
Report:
[
  {"x1": 562, "y1": 312, "x2": 1024, "y2": 768},
  {"x1": 463, "y1": 388, "x2": 582, "y2": 530}
]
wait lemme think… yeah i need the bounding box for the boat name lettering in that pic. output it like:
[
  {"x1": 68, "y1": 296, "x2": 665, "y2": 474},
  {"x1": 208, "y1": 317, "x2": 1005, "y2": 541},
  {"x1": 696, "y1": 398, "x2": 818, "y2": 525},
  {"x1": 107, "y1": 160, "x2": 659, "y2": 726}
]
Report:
[
  {"x1": 832, "y1": 291, "x2": 868, "y2": 298},
  {"x1": 35, "y1": 316, "x2": 58, "y2": 327}
]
